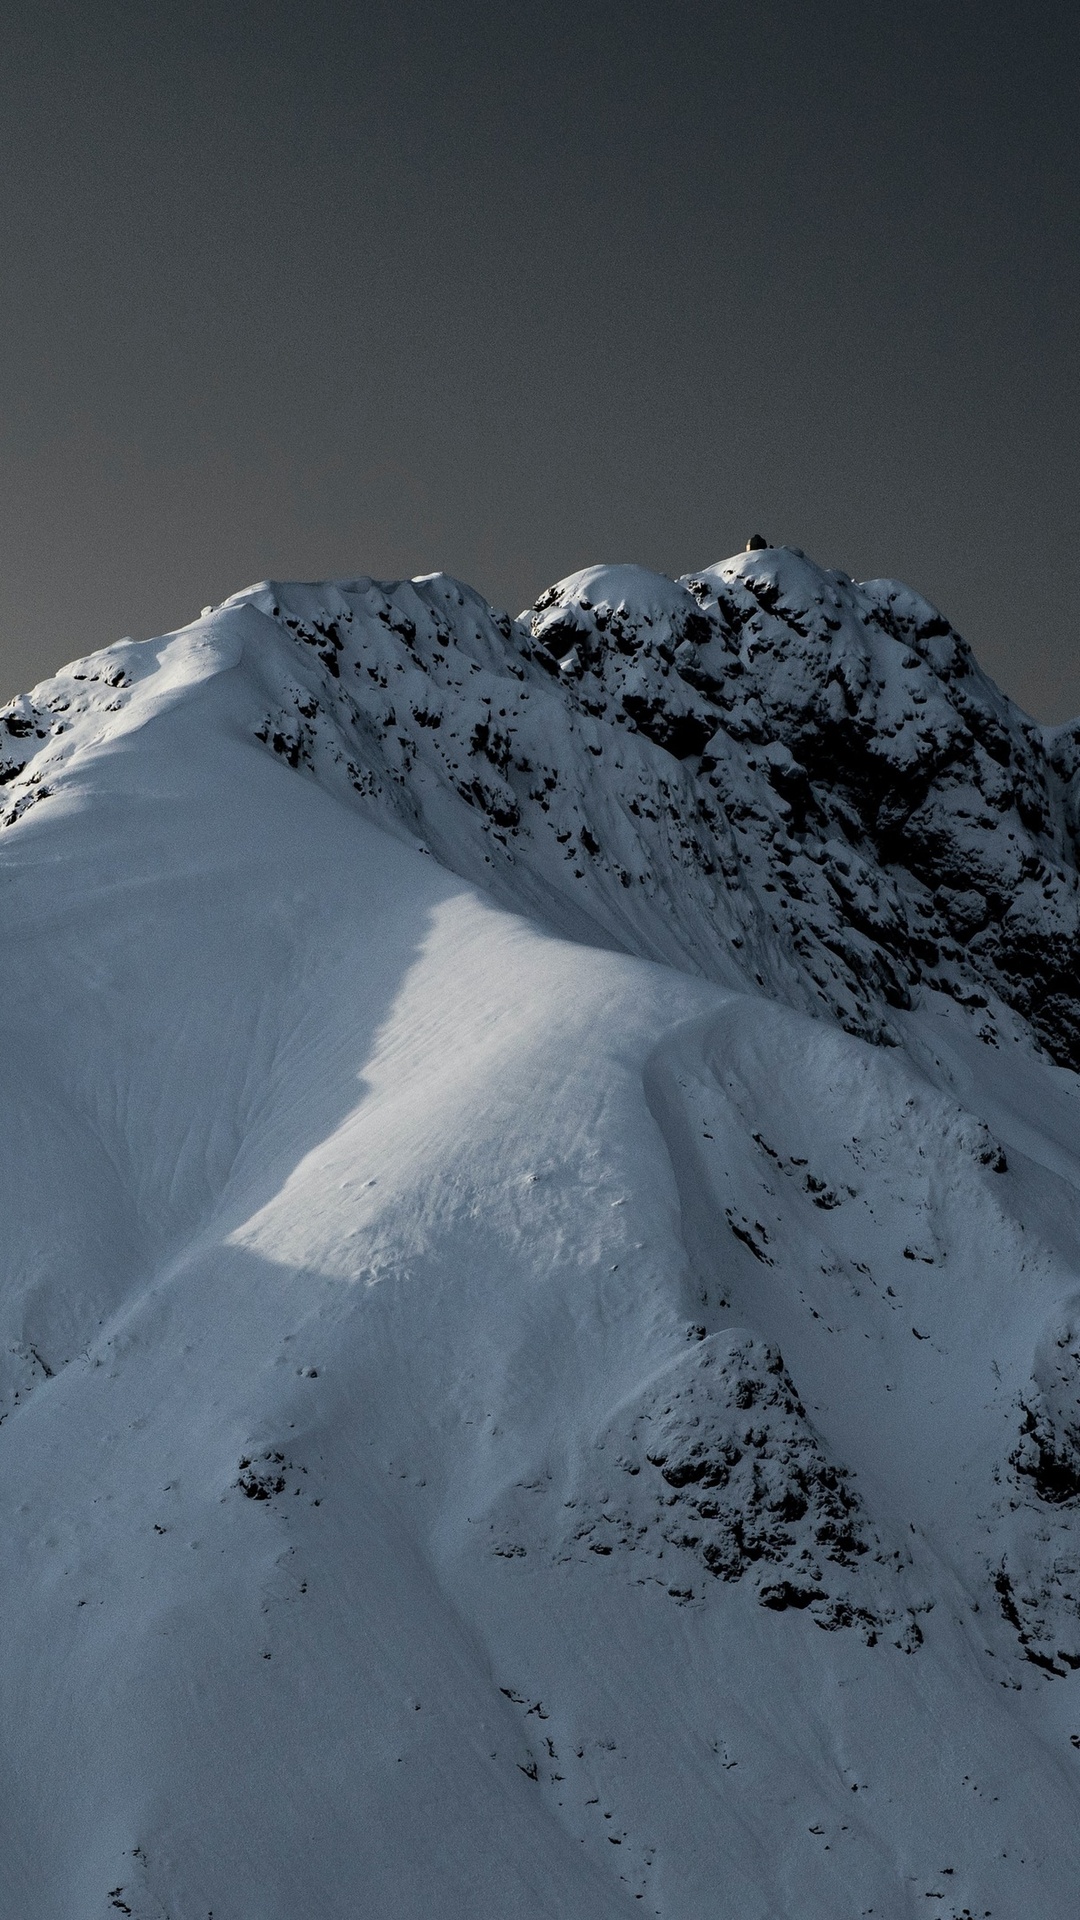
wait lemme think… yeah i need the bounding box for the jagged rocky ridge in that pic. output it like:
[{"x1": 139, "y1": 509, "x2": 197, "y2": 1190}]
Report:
[{"x1": 5, "y1": 542, "x2": 1080, "y2": 1067}]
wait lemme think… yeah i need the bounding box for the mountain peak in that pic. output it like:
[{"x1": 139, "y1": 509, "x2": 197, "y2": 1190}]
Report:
[
  {"x1": 2, "y1": 546, "x2": 1080, "y2": 1913},
  {"x1": 9, "y1": 544, "x2": 1074, "y2": 1063}
]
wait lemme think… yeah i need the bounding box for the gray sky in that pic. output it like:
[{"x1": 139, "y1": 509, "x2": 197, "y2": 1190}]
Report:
[{"x1": 1, "y1": 0, "x2": 1078, "y2": 717}]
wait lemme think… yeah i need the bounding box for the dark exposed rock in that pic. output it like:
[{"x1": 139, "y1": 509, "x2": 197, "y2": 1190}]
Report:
[
  {"x1": 237, "y1": 1451, "x2": 289, "y2": 1499},
  {"x1": 517, "y1": 1330, "x2": 926, "y2": 1647},
  {"x1": 1012, "y1": 1400, "x2": 1080, "y2": 1505},
  {"x1": 994, "y1": 1311, "x2": 1080, "y2": 1673},
  {"x1": 522, "y1": 552, "x2": 1080, "y2": 1068}
]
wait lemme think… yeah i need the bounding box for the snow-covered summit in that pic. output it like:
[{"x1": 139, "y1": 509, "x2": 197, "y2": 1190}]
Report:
[
  {"x1": 7, "y1": 541, "x2": 1079, "y2": 1065},
  {"x1": 2, "y1": 547, "x2": 1080, "y2": 1915}
]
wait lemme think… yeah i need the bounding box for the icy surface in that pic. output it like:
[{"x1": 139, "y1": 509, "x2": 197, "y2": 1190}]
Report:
[{"x1": 1, "y1": 549, "x2": 1080, "y2": 1914}]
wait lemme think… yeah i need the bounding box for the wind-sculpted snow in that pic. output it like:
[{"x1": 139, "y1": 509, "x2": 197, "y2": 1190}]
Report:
[{"x1": 4, "y1": 550, "x2": 1080, "y2": 1915}]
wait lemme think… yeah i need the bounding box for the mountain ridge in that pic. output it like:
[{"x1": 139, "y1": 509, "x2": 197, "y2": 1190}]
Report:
[
  {"x1": 0, "y1": 547, "x2": 1079, "y2": 1915},
  {"x1": 8, "y1": 541, "x2": 1079, "y2": 1066}
]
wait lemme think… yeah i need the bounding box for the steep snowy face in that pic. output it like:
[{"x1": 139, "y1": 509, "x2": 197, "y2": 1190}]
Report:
[
  {"x1": 5, "y1": 554, "x2": 1080, "y2": 1917},
  {"x1": 4, "y1": 544, "x2": 1079, "y2": 1065}
]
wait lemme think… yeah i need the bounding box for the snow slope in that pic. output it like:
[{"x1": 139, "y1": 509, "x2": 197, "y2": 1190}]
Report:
[{"x1": 2, "y1": 551, "x2": 1080, "y2": 1916}]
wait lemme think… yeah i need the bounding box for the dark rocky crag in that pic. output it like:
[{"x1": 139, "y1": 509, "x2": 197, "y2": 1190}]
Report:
[{"x1": 526, "y1": 547, "x2": 1080, "y2": 1068}]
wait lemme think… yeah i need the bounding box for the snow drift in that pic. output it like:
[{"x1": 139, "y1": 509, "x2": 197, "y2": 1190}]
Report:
[{"x1": 2, "y1": 545, "x2": 1080, "y2": 1916}]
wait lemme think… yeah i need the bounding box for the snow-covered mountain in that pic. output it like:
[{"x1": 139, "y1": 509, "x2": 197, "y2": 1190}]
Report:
[{"x1": 3, "y1": 544, "x2": 1080, "y2": 1916}]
